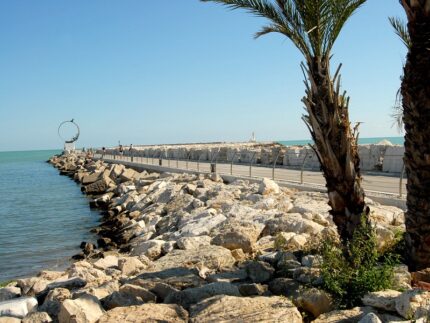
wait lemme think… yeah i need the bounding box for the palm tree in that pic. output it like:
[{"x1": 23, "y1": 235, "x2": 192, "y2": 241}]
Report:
[
  {"x1": 389, "y1": 17, "x2": 411, "y2": 132},
  {"x1": 398, "y1": 0, "x2": 430, "y2": 270},
  {"x1": 201, "y1": 0, "x2": 368, "y2": 242}
]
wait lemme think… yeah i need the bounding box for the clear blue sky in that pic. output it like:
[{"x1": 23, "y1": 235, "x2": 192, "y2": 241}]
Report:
[{"x1": 0, "y1": 1, "x2": 407, "y2": 151}]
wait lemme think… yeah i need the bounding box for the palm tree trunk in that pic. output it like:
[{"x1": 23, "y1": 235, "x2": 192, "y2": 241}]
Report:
[
  {"x1": 401, "y1": 8, "x2": 430, "y2": 271},
  {"x1": 302, "y1": 57, "x2": 367, "y2": 242}
]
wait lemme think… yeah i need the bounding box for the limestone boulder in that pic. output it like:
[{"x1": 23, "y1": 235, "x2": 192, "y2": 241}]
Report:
[
  {"x1": 262, "y1": 213, "x2": 324, "y2": 237},
  {"x1": 154, "y1": 245, "x2": 235, "y2": 271},
  {"x1": 97, "y1": 304, "x2": 188, "y2": 323},
  {"x1": 109, "y1": 164, "x2": 125, "y2": 180},
  {"x1": 268, "y1": 278, "x2": 300, "y2": 299},
  {"x1": 58, "y1": 294, "x2": 105, "y2": 323},
  {"x1": 39, "y1": 288, "x2": 71, "y2": 317},
  {"x1": 17, "y1": 277, "x2": 48, "y2": 296},
  {"x1": 290, "y1": 194, "x2": 331, "y2": 215},
  {"x1": 117, "y1": 257, "x2": 147, "y2": 276},
  {"x1": 296, "y1": 288, "x2": 333, "y2": 318},
  {"x1": 362, "y1": 289, "x2": 401, "y2": 312},
  {"x1": 231, "y1": 249, "x2": 246, "y2": 261},
  {"x1": 0, "y1": 317, "x2": 21, "y2": 323},
  {"x1": 81, "y1": 172, "x2": 102, "y2": 185},
  {"x1": 189, "y1": 295, "x2": 302, "y2": 322},
  {"x1": 238, "y1": 283, "x2": 267, "y2": 296},
  {"x1": 0, "y1": 297, "x2": 38, "y2": 319},
  {"x1": 22, "y1": 312, "x2": 52, "y2": 323},
  {"x1": 119, "y1": 284, "x2": 156, "y2": 303},
  {"x1": 393, "y1": 265, "x2": 412, "y2": 290},
  {"x1": 358, "y1": 312, "x2": 383, "y2": 323},
  {"x1": 370, "y1": 205, "x2": 405, "y2": 226},
  {"x1": 119, "y1": 168, "x2": 138, "y2": 183},
  {"x1": 174, "y1": 209, "x2": 227, "y2": 238},
  {"x1": 176, "y1": 236, "x2": 211, "y2": 250},
  {"x1": 211, "y1": 223, "x2": 261, "y2": 253},
  {"x1": 165, "y1": 282, "x2": 240, "y2": 309},
  {"x1": 313, "y1": 307, "x2": 375, "y2": 323},
  {"x1": 258, "y1": 178, "x2": 280, "y2": 195},
  {"x1": 83, "y1": 175, "x2": 113, "y2": 195},
  {"x1": 395, "y1": 289, "x2": 430, "y2": 320},
  {"x1": 101, "y1": 284, "x2": 156, "y2": 310},
  {"x1": 245, "y1": 261, "x2": 275, "y2": 283},
  {"x1": 44, "y1": 277, "x2": 87, "y2": 294},
  {"x1": 374, "y1": 224, "x2": 395, "y2": 252},
  {"x1": 66, "y1": 261, "x2": 110, "y2": 287},
  {"x1": 78, "y1": 281, "x2": 120, "y2": 300},
  {"x1": 134, "y1": 267, "x2": 205, "y2": 290},
  {"x1": 0, "y1": 287, "x2": 21, "y2": 302},
  {"x1": 130, "y1": 239, "x2": 165, "y2": 259},
  {"x1": 93, "y1": 256, "x2": 118, "y2": 271}
]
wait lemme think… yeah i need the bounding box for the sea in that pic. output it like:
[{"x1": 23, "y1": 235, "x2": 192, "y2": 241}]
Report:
[
  {"x1": 278, "y1": 136, "x2": 404, "y2": 146},
  {"x1": 0, "y1": 150, "x2": 99, "y2": 282}
]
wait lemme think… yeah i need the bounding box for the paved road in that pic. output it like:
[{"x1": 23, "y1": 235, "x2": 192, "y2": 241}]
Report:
[{"x1": 98, "y1": 154, "x2": 406, "y2": 198}]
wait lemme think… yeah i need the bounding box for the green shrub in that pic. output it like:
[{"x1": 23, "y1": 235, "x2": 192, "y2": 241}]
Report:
[{"x1": 320, "y1": 218, "x2": 400, "y2": 308}]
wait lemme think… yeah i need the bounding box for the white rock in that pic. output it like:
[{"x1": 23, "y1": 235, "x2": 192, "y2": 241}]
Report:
[
  {"x1": 175, "y1": 210, "x2": 226, "y2": 238},
  {"x1": 374, "y1": 225, "x2": 395, "y2": 251},
  {"x1": 358, "y1": 312, "x2": 383, "y2": 323},
  {"x1": 0, "y1": 287, "x2": 21, "y2": 302},
  {"x1": 0, "y1": 317, "x2": 21, "y2": 323},
  {"x1": 177, "y1": 236, "x2": 211, "y2": 250},
  {"x1": 93, "y1": 256, "x2": 119, "y2": 270},
  {"x1": 395, "y1": 289, "x2": 430, "y2": 320},
  {"x1": 118, "y1": 257, "x2": 147, "y2": 276},
  {"x1": 0, "y1": 297, "x2": 38, "y2": 319},
  {"x1": 362, "y1": 290, "x2": 401, "y2": 312},
  {"x1": 258, "y1": 178, "x2": 280, "y2": 195},
  {"x1": 130, "y1": 239, "x2": 165, "y2": 259},
  {"x1": 290, "y1": 194, "x2": 331, "y2": 216},
  {"x1": 58, "y1": 294, "x2": 105, "y2": 323}
]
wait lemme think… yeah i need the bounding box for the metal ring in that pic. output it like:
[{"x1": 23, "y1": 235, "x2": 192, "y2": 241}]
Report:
[{"x1": 58, "y1": 119, "x2": 80, "y2": 143}]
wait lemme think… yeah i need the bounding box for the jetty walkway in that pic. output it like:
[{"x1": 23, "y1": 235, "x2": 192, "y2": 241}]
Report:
[{"x1": 94, "y1": 153, "x2": 406, "y2": 206}]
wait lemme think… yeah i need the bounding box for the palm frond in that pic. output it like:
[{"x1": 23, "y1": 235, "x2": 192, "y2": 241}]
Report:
[
  {"x1": 391, "y1": 87, "x2": 404, "y2": 133},
  {"x1": 389, "y1": 16, "x2": 411, "y2": 48},
  {"x1": 202, "y1": 0, "x2": 368, "y2": 60}
]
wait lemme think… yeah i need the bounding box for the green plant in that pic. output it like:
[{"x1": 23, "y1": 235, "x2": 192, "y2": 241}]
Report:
[
  {"x1": 320, "y1": 217, "x2": 400, "y2": 308},
  {"x1": 0, "y1": 280, "x2": 14, "y2": 288}
]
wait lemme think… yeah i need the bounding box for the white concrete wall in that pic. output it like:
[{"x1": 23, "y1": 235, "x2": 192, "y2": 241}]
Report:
[
  {"x1": 100, "y1": 142, "x2": 405, "y2": 173},
  {"x1": 383, "y1": 146, "x2": 404, "y2": 173}
]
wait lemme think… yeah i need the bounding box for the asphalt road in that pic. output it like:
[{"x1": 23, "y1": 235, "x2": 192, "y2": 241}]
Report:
[{"x1": 99, "y1": 154, "x2": 406, "y2": 197}]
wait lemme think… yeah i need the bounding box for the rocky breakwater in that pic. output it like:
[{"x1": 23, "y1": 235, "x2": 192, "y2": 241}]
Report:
[{"x1": 1, "y1": 153, "x2": 429, "y2": 322}]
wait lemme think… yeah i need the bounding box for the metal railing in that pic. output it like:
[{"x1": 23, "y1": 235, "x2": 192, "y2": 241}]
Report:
[{"x1": 93, "y1": 147, "x2": 407, "y2": 198}]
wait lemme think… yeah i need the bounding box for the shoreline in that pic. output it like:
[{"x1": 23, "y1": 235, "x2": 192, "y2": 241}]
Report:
[{"x1": 0, "y1": 152, "x2": 428, "y2": 322}]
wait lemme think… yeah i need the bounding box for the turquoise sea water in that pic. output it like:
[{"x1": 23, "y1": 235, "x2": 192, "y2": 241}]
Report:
[
  {"x1": 279, "y1": 136, "x2": 404, "y2": 146},
  {"x1": 0, "y1": 150, "x2": 99, "y2": 281}
]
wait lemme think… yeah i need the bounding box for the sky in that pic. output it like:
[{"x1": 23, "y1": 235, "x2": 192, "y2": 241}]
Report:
[{"x1": 0, "y1": 1, "x2": 407, "y2": 151}]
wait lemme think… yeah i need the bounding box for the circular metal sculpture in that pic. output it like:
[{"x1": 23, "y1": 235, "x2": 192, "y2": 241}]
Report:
[{"x1": 58, "y1": 119, "x2": 80, "y2": 143}]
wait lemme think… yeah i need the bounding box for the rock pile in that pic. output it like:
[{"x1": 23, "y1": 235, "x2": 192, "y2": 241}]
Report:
[{"x1": 0, "y1": 153, "x2": 427, "y2": 322}]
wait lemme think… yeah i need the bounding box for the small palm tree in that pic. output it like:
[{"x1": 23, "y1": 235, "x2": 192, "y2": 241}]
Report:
[
  {"x1": 201, "y1": 0, "x2": 368, "y2": 241},
  {"x1": 398, "y1": 0, "x2": 430, "y2": 270}
]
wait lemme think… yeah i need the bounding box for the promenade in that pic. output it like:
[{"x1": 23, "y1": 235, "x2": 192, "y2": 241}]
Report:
[{"x1": 95, "y1": 153, "x2": 406, "y2": 199}]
